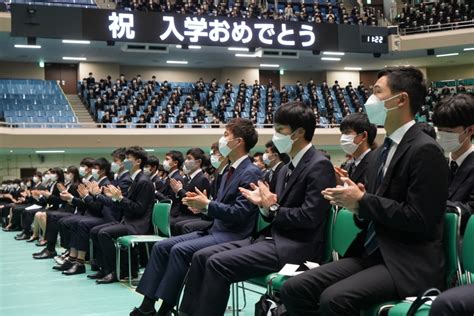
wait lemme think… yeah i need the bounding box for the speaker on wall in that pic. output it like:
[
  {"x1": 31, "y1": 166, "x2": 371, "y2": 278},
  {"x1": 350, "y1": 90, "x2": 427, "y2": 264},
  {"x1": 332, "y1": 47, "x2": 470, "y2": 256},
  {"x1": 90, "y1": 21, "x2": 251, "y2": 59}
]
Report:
[{"x1": 427, "y1": 49, "x2": 435, "y2": 56}]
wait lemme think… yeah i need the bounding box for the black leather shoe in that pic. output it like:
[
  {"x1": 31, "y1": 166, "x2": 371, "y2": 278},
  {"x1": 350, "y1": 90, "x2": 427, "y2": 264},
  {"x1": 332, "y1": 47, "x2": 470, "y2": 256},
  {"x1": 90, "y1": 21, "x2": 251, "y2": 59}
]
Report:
[
  {"x1": 129, "y1": 307, "x2": 156, "y2": 316},
  {"x1": 62, "y1": 262, "x2": 86, "y2": 275},
  {"x1": 32, "y1": 248, "x2": 47, "y2": 257},
  {"x1": 53, "y1": 259, "x2": 74, "y2": 271},
  {"x1": 26, "y1": 236, "x2": 39, "y2": 243},
  {"x1": 96, "y1": 272, "x2": 118, "y2": 284},
  {"x1": 15, "y1": 233, "x2": 31, "y2": 240},
  {"x1": 33, "y1": 249, "x2": 57, "y2": 259},
  {"x1": 87, "y1": 271, "x2": 105, "y2": 280}
]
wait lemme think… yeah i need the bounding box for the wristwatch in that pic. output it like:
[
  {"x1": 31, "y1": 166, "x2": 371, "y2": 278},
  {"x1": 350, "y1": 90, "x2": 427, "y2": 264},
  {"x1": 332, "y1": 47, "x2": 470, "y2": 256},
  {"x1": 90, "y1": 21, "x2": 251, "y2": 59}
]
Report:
[{"x1": 269, "y1": 203, "x2": 280, "y2": 213}]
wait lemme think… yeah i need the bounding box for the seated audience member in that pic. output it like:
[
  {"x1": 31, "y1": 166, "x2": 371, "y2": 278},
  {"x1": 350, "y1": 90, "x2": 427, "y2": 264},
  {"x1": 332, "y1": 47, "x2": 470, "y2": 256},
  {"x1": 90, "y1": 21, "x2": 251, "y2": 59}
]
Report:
[
  {"x1": 263, "y1": 140, "x2": 288, "y2": 193},
  {"x1": 433, "y1": 94, "x2": 474, "y2": 233},
  {"x1": 253, "y1": 152, "x2": 267, "y2": 173},
  {"x1": 429, "y1": 284, "x2": 474, "y2": 316},
  {"x1": 155, "y1": 150, "x2": 186, "y2": 205},
  {"x1": 130, "y1": 118, "x2": 262, "y2": 316},
  {"x1": 179, "y1": 101, "x2": 336, "y2": 316},
  {"x1": 281, "y1": 66, "x2": 449, "y2": 315},
  {"x1": 92, "y1": 147, "x2": 155, "y2": 284},
  {"x1": 336, "y1": 113, "x2": 377, "y2": 185},
  {"x1": 169, "y1": 148, "x2": 210, "y2": 235},
  {"x1": 142, "y1": 155, "x2": 161, "y2": 189}
]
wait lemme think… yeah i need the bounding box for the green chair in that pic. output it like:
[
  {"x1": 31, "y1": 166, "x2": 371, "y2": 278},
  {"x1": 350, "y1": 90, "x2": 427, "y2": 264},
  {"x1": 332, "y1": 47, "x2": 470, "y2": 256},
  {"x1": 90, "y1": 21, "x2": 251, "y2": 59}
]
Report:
[
  {"x1": 115, "y1": 200, "x2": 172, "y2": 287},
  {"x1": 369, "y1": 207, "x2": 463, "y2": 316}
]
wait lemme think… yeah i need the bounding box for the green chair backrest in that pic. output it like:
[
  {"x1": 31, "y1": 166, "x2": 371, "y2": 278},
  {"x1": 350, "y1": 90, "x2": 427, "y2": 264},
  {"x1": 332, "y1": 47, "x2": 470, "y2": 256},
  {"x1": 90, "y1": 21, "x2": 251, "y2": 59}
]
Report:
[
  {"x1": 332, "y1": 208, "x2": 361, "y2": 259},
  {"x1": 462, "y1": 216, "x2": 474, "y2": 279},
  {"x1": 322, "y1": 207, "x2": 336, "y2": 263},
  {"x1": 443, "y1": 208, "x2": 462, "y2": 287},
  {"x1": 152, "y1": 200, "x2": 172, "y2": 237}
]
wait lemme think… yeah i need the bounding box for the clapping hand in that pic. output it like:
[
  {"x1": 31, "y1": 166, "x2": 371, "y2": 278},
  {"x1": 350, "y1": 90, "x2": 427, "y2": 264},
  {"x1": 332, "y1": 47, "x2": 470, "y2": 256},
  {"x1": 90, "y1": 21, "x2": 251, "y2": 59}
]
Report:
[
  {"x1": 103, "y1": 185, "x2": 122, "y2": 200},
  {"x1": 334, "y1": 166, "x2": 349, "y2": 186},
  {"x1": 77, "y1": 184, "x2": 89, "y2": 198},
  {"x1": 170, "y1": 178, "x2": 183, "y2": 194},
  {"x1": 87, "y1": 181, "x2": 101, "y2": 196},
  {"x1": 182, "y1": 188, "x2": 209, "y2": 210},
  {"x1": 321, "y1": 177, "x2": 365, "y2": 213}
]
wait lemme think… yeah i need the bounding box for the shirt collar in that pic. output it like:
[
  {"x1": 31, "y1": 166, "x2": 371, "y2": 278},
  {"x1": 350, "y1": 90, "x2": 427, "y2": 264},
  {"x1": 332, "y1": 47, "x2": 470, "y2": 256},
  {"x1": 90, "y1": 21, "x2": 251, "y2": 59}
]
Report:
[
  {"x1": 354, "y1": 149, "x2": 371, "y2": 166},
  {"x1": 98, "y1": 176, "x2": 108, "y2": 184},
  {"x1": 168, "y1": 169, "x2": 179, "y2": 178},
  {"x1": 291, "y1": 143, "x2": 313, "y2": 168},
  {"x1": 131, "y1": 169, "x2": 141, "y2": 181},
  {"x1": 388, "y1": 120, "x2": 416, "y2": 145},
  {"x1": 272, "y1": 161, "x2": 283, "y2": 171},
  {"x1": 117, "y1": 170, "x2": 129, "y2": 178},
  {"x1": 231, "y1": 155, "x2": 248, "y2": 170},
  {"x1": 189, "y1": 169, "x2": 202, "y2": 180},
  {"x1": 450, "y1": 145, "x2": 474, "y2": 167}
]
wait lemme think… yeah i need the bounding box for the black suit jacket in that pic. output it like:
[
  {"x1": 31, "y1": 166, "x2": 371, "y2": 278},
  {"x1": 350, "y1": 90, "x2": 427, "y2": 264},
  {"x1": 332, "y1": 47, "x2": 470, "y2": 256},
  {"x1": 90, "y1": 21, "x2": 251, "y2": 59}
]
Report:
[
  {"x1": 114, "y1": 171, "x2": 155, "y2": 235},
  {"x1": 264, "y1": 161, "x2": 285, "y2": 193},
  {"x1": 350, "y1": 151, "x2": 373, "y2": 185},
  {"x1": 355, "y1": 123, "x2": 449, "y2": 297},
  {"x1": 268, "y1": 146, "x2": 336, "y2": 264},
  {"x1": 447, "y1": 151, "x2": 474, "y2": 233},
  {"x1": 173, "y1": 170, "x2": 210, "y2": 217},
  {"x1": 155, "y1": 170, "x2": 186, "y2": 203},
  {"x1": 82, "y1": 177, "x2": 112, "y2": 218}
]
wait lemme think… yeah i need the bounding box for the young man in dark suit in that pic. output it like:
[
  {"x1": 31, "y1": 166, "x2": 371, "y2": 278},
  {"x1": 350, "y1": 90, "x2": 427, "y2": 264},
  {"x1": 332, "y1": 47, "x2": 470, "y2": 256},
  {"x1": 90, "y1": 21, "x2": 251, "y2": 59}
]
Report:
[
  {"x1": 263, "y1": 140, "x2": 288, "y2": 193},
  {"x1": 281, "y1": 66, "x2": 449, "y2": 315},
  {"x1": 433, "y1": 94, "x2": 474, "y2": 234},
  {"x1": 129, "y1": 118, "x2": 262, "y2": 316},
  {"x1": 178, "y1": 101, "x2": 336, "y2": 316},
  {"x1": 335, "y1": 113, "x2": 377, "y2": 185},
  {"x1": 143, "y1": 155, "x2": 161, "y2": 190},
  {"x1": 93, "y1": 146, "x2": 155, "y2": 284},
  {"x1": 169, "y1": 147, "x2": 210, "y2": 235},
  {"x1": 155, "y1": 150, "x2": 185, "y2": 205}
]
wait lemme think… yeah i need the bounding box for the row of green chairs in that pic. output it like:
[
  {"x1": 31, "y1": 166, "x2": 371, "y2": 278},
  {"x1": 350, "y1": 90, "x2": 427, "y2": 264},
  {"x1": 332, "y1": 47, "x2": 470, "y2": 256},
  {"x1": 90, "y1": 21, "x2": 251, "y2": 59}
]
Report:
[{"x1": 115, "y1": 200, "x2": 172, "y2": 287}]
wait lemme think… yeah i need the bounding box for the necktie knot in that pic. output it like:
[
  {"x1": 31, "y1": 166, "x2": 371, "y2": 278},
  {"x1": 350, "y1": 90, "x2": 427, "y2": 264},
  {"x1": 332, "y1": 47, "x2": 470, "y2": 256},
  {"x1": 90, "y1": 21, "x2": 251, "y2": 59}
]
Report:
[
  {"x1": 383, "y1": 137, "x2": 393, "y2": 151},
  {"x1": 450, "y1": 160, "x2": 458, "y2": 175}
]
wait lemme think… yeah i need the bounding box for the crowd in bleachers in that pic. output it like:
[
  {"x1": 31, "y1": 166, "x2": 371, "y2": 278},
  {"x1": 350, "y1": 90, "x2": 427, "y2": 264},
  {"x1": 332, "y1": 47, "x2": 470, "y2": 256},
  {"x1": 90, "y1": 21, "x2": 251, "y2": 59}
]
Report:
[
  {"x1": 396, "y1": 0, "x2": 472, "y2": 29},
  {"x1": 119, "y1": 0, "x2": 387, "y2": 26},
  {"x1": 79, "y1": 73, "x2": 373, "y2": 128}
]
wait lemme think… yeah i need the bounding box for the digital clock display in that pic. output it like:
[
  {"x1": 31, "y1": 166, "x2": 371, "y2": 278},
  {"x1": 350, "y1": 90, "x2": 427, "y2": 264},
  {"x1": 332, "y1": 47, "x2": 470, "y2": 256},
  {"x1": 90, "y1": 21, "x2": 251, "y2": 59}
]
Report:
[{"x1": 362, "y1": 35, "x2": 387, "y2": 44}]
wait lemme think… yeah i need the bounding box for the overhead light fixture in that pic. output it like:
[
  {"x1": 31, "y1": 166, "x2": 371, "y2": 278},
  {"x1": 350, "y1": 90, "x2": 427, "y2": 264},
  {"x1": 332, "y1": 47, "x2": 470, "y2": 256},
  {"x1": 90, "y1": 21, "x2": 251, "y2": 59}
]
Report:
[
  {"x1": 189, "y1": 45, "x2": 201, "y2": 49},
  {"x1": 166, "y1": 60, "x2": 188, "y2": 64},
  {"x1": 260, "y1": 64, "x2": 280, "y2": 68},
  {"x1": 344, "y1": 67, "x2": 362, "y2": 71},
  {"x1": 35, "y1": 150, "x2": 65, "y2": 154},
  {"x1": 62, "y1": 39, "x2": 91, "y2": 44},
  {"x1": 145, "y1": 149, "x2": 155, "y2": 152},
  {"x1": 321, "y1": 57, "x2": 341, "y2": 61},
  {"x1": 228, "y1": 47, "x2": 249, "y2": 52},
  {"x1": 63, "y1": 56, "x2": 87, "y2": 61},
  {"x1": 435, "y1": 53, "x2": 459, "y2": 58},
  {"x1": 15, "y1": 44, "x2": 41, "y2": 49},
  {"x1": 323, "y1": 51, "x2": 345, "y2": 56},
  {"x1": 39, "y1": 60, "x2": 45, "y2": 68},
  {"x1": 235, "y1": 53, "x2": 257, "y2": 58},
  {"x1": 463, "y1": 47, "x2": 474, "y2": 51}
]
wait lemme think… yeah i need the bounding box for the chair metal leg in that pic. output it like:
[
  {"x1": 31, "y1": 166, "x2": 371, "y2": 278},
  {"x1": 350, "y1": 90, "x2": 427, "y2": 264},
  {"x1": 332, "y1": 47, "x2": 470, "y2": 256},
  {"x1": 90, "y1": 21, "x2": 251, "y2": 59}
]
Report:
[
  {"x1": 240, "y1": 282, "x2": 247, "y2": 311},
  {"x1": 89, "y1": 238, "x2": 94, "y2": 262},
  {"x1": 115, "y1": 242, "x2": 121, "y2": 283},
  {"x1": 128, "y1": 244, "x2": 133, "y2": 288}
]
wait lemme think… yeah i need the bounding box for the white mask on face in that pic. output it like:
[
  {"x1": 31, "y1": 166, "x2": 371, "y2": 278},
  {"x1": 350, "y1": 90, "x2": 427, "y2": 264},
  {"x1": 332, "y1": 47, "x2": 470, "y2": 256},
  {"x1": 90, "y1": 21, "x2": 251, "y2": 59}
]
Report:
[
  {"x1": 50, "y1": 174, "x2": 58, "y2": 182},
  {"x1": 183, "y1": 159, "x2": 197, "y2": 175},
  {"x1": 143, "y1": 167, "x2": 152, "y2": 176},
  {"x1": 79, "y1": 166, "x2": 87, "y2": 177},
  {"x1": 163, "y1": 160, "x2": 172, "y2": 172},
  {"x1": 43, "y1": 174, "x2": 51, "y2": 182},
  {"x1": 65, "y1": 174, "x2": 73, "y2": 183},
  {"x1": 210, "y1": 155, "x2": 222, "y2": 169},
  {"x1": 272, "y1": 131, "x2": 296, "y2": 154},
  {"x1": 262, "y1": 153, "x2": 274, "y2": 165},
  {"x1": 91, "y1": 168, "x2": 100, "y2": 179},
  {"x1": 340, "y1": 134, "x2": 362, "y2": 155},
  {"x1": 364, "y1": 94, "x2": 401, "y2": 126},
  {"x1": 437, "y1": 130, "x2": 466, "y2": 153},
  {"x1": 33, "y1": 176, "x2": 40, "y2": 184},
  {"x1": 218, "y1": 136, "x2": 237, "y2": 158},
  {"x1": 111, "y1": 162, "x2": 121, "y2": 174}
]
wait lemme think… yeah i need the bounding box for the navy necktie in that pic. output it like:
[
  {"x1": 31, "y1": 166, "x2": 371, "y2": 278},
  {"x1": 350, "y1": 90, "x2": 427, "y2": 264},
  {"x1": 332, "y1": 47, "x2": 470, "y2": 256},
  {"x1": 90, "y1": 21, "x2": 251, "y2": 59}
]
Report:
[
  {"x1": 365, "y1": 137, "x2": 393, "y2": 255},
  {"x1": 284, "y1": 163, "x2": 295, "y2": 189}
]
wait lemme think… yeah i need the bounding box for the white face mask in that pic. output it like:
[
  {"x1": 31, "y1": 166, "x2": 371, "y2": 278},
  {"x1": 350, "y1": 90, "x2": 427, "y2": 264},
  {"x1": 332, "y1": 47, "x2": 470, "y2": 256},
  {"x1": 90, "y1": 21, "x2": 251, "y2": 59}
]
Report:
[
  {"x1": 262, "y1": 153, "x2": 274, "y2": 165},
  {"x1": 43, "y1": 174, "x2": 51, "y2": 182},
  {"x1": 163, "y1": 160, "x2": 172, "y2": 172},
  {"x1": 364, "y1": 94, "x2": 401, "y2": 126},
  {"x1": 218, "y1": 136, "x2": 237, "y2": 158},
  {"x1": 111, "y1": 162, "x2": 121, "y2": 174},
  {"x1": 91, "y1": 168, "x2": 100, "y2": 179},
  {"x1": 143, "y1": 167, "x2": 152, "y2": 176},
  {"x1": 183, "y1": 159, "x2": 197, "y2": 175},
  {"x1": 340, "y1": 134, "x2": 361, "y2": 155},
  {"x1": 65, "y1": 174, "x2": 73, "y2": 183},
  {"x1": 33, "y1": 176, "x2": 40, "y2": 184},
  {"x1": 79, "y1": 166, "x2": 87, "y2": 177},
  {"x1": 210, "y1": 154, "x2": 222, "y2": 169},
  {"x1": 437, "y1": 130, "x2": 466, "y2": 153},
  {"x1": 272, "y1": 131, "x2": 296, "y2": 154}
]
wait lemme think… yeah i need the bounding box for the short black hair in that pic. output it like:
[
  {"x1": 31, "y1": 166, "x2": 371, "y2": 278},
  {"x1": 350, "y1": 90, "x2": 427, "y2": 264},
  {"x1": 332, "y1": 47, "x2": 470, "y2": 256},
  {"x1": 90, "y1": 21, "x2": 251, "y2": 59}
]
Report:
[
  {"x1": 145, "y1": 155, "x2": 160, "y2": 169},
  {"x1": 340, "y1": 113, "x2": 377, "y2": 146},
  {"x1": 50, "y1": 167, "x2": 65, "y2": 183},
  {"x1": 417, "y1": 122, "x2": 437, "y2": 140},
  {"x1": 166, "y1": 150, "x2": 184, "y2": 169},
  {"x1": 274, "y1": 101, "x2": 316, "y2": 142},
  {"x1": 126, "y1": 146, "x2": 148, "y2": 169},
  {"x1": 433, "y1": 94, "x2": 474, "y2": 130},
  {"x1": 80, "y1": 157, "x2": 95, "y2": 168},
  {"x1": 94, "y1": 158, "x2": 111, "y2": 175},
  {"x1": 111, "y1": 147, "x2": 127, "y2": 162},
  {"x1": 377, "y1": 66, "x2": 426, "y2": 115},
  {"x1": 265, "y1": 140, "x2": 290, "y2": 163},
  {"x1": 253, "y1": 152, "x2": 264, "y2": 160},
  {"x1": 66, "y1": 166, "x2": 80, "y2": 184},
  {"x1": 187, "y1": 147, "x2": 208, "y2": 168},
  {"x1": 226, "y1": 118, "x2": 258, "y2": 152}
]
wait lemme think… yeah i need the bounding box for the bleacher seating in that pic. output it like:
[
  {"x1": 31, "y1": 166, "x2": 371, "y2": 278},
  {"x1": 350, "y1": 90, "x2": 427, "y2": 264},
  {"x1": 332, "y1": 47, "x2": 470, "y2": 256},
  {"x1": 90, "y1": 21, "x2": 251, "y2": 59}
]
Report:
[
  {"x1": 7, "y1": 0, "x2": 97, "y2": 8},
  {"x1": 0, "y1": 79, "x2": 78, "y2": 128}
]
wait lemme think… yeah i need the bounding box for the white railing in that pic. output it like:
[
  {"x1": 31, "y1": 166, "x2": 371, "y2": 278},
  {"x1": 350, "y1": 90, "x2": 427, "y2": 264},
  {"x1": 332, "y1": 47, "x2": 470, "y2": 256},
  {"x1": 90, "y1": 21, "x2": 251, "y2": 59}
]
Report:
[{"x1": 399, "y1": 19, "x2": 474, "y2": 35}]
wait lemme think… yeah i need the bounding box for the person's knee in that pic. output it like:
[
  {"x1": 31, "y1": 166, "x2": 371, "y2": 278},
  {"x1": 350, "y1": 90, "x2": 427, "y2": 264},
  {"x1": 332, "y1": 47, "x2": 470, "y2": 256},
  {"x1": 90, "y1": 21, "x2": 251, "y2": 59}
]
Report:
[
  {"x1": 280, "y1": 278, "x2": 300, "y2": 304},
  {"x1": 430, "y1": 294, "x2": 451, "y2": 315},
  {"x1": 319, "y1": 285, "x2": 341, "y2": 314}
]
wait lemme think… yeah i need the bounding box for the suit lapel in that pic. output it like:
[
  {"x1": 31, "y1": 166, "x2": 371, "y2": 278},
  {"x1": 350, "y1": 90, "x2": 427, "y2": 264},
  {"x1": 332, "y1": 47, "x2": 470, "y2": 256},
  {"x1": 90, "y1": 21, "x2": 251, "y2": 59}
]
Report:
[
  {"x1": 449, "y1": 152, "x2": 474, "y2": 198},
  {"x1": 279, "y1": 147, "x2": 316, "y2": 203},
  {"x1": 218, "y1": 157, "x2": 250, "y2": 201},
  {"x1": 377, "y1": 125, "x2": 419, "y2": 196}
]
